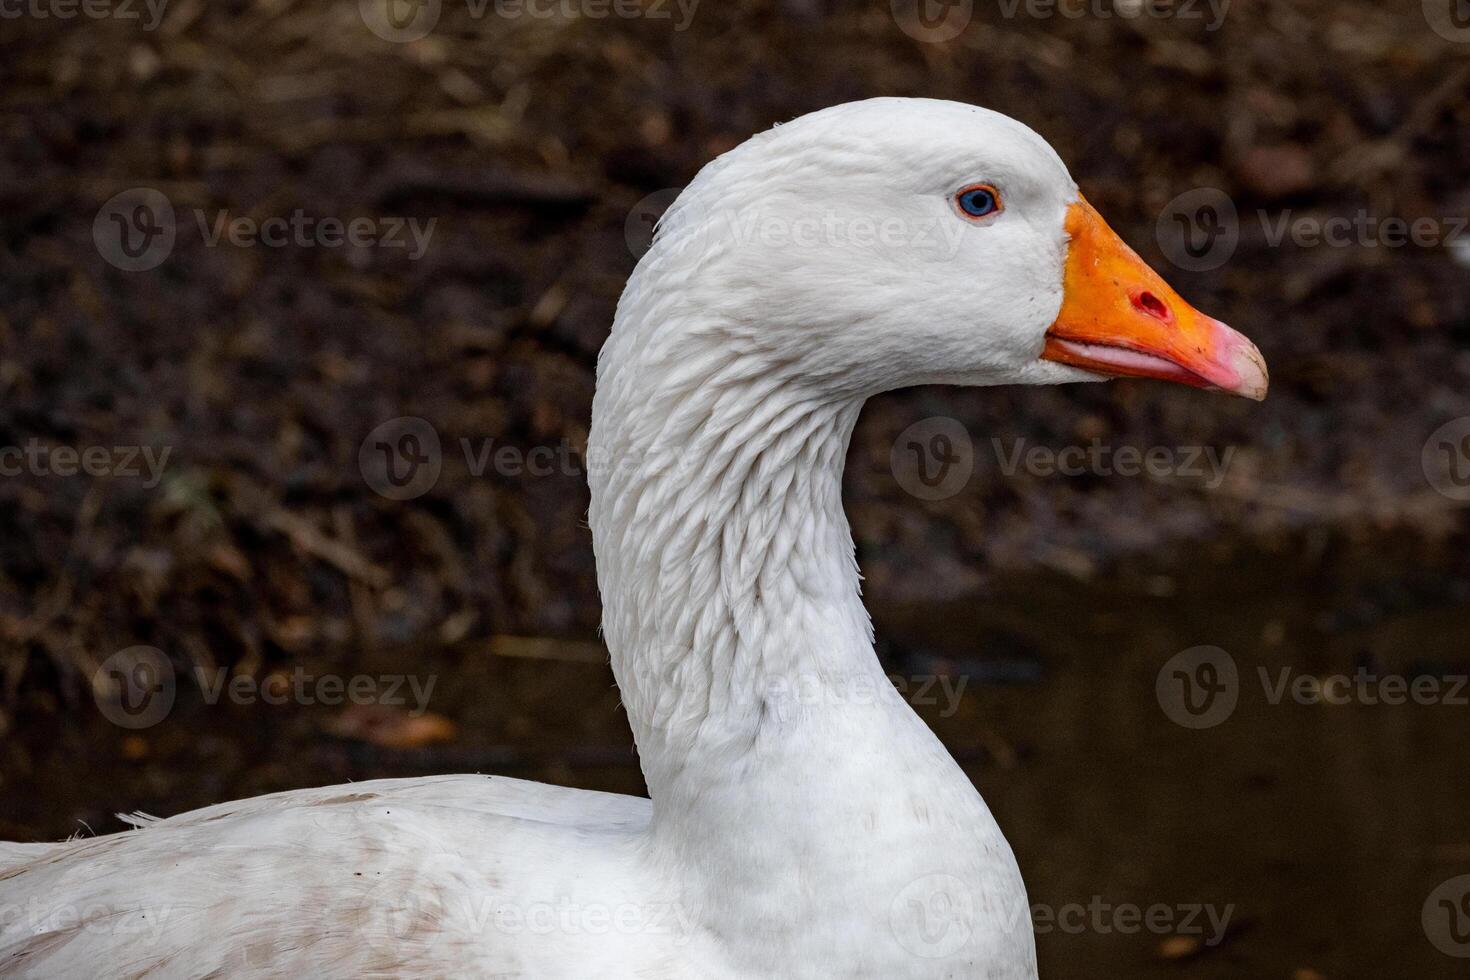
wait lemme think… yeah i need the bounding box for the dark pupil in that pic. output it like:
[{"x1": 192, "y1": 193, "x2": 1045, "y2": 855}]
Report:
[{"x1": 963, "y1": 190, "x2": 994, "y2": 215}]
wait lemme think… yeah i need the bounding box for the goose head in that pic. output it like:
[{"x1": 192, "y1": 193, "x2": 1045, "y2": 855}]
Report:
[{"x1": 644, "y1": 97, "x2": 1267, "y2": 401}]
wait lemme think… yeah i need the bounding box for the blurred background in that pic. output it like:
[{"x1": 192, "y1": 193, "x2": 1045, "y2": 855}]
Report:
[{"x1": 3, "y1": 0, "x2": 1469, "y2": 976}]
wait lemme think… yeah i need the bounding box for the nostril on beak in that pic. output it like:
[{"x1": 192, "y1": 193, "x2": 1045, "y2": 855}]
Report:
[{"x1": 1133, "y1": 290, "x2": 1170, "y2": 323}]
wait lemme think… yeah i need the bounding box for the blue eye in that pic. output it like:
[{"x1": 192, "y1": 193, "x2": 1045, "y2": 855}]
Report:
[{"x1": 957, "y1": 185, "x2": 1001, "y2": 219}]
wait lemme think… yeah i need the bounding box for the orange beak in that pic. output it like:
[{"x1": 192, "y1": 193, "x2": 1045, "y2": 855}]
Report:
[{"x1": 1041, "y1": 196, "x2": 1268, "y2": 401}]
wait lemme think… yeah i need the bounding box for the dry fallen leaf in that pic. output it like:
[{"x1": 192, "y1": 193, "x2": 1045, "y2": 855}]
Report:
[
  {"x1": 326, "y1": 703, "x2": 458, "y2": 749},
  {"x1": 1235, "y1": 143, "x2": 1316, "y2": 200},
  {"x1": 1156, "y1": 935, "x2": 1202, "y2": 960}
]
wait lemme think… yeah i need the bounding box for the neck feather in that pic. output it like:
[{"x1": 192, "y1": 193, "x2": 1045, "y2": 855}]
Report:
[
  {"x1": 587, "y1": 280, "x2": 1030, "y2": 977},
  {"x1": 589, "y1": 313, "x2": 875, "y2": 797}
]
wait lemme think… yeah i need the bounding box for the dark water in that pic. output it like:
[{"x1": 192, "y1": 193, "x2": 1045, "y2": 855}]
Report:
[
  {"x1": 4, "y1": 530, "x2": 1469, "y2": 978},
  {"x1": 905, "y1": 531, "x2": 1470, "y2": 979}
]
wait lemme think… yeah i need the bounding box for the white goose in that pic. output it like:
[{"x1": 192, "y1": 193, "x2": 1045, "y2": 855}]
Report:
[{"x1": 0, "y1": 98, "x2": 1266, "y2": 979}]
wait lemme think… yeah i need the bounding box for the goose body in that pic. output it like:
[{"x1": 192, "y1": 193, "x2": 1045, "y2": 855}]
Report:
[{"x1": 0, "y1": 98, "x2": 1265, "y2": 978}]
